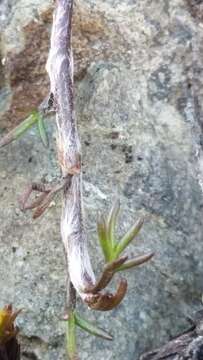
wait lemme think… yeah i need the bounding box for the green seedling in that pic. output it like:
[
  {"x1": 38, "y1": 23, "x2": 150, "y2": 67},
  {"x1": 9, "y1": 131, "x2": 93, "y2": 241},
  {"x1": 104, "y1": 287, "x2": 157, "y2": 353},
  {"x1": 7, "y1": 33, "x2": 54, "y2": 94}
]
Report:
[
  {"x1": 97, "y1": 201, "x2": 154, "y2": 268},
  {"x1": 114, "y1": 217, "x2": 144, "y2": 258},
  {"x1": 116, "y1": 253, "x2": 154, "y2": 272},
  {"x1": 74, "y1": 312, "x2": 113, "y2": 340},
  {"x1": 97, "y1": 214, "x2": 112, "y2": 261},
  {"x1": 0, "y1": 112, "x2": 38, "y2": 148},
  {"x1": 97, "y1": 201, "x2": 121, "y2": 261},
  {"x1": 107, "y1": 199, "x2": 120, "y2": 248},
  {"x1": 0, "y1": 110, "x2": 49, "y2": 148},
  {"x1": 66, "y1": 311, "x2": 113, "y2": 359}
]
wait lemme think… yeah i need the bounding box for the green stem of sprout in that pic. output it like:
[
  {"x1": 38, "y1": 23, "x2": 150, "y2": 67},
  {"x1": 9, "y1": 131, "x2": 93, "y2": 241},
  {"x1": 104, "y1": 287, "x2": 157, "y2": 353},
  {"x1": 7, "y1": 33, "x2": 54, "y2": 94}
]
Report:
[{"x1": 66, "y1": 311, "x2": 78, "y2": 360}]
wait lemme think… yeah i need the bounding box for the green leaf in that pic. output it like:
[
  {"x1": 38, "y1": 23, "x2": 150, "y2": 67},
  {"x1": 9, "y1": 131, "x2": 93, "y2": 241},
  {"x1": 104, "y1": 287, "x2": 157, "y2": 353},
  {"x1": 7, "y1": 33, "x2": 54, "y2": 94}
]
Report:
[
  {"x1": 116, "y1": 253, "x2": 154, "y2": 272},
  {"x1": 74, "y1": 312, "x2": 113, "y2": 341},
  {"x1": 107, "y1": 200, "x2": 120, "y2": 248},
  {"x1": 66, "y1": 311, "x2": 78, "y2": 360},
  {"x1": 37, "y1": 113, "x2": 49, "y2": 147},
  {"x1": 0, "y1": 111, "x2": 38, "y2": 148},
  {"x1": 97, "y1": 215, "x2": 112, "y2": 262},
  {"x1": 115, "y1": 217, "x2": 144, "y2": 257}
]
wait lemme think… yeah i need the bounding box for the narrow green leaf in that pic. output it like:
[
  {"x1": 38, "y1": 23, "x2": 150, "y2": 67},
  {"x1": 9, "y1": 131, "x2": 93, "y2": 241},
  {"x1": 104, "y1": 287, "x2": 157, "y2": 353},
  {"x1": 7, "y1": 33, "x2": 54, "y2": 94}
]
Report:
[
  {"x1": 107, "y1": 200, "x2": 120, "y2": 248},
  {"x1": 66, "y1": 311, "x2": 78, "y2": 360},
  {"x1": 115, "y1": 217, "x2": 144, "y2": 257},
  {"x1": 75, "y1": 312, "x2": 113, "y2": 341},
  {"x1": 116, "y1": 252, "x2": 154, "y2": 272},
  {"x1": 0, "y1": 112, "x2": 38, "y2": 148},
  {"x1": 37, "y1": 113, "x2": 49, "y2": 147},
  {"x1": 97, "y1": 215, "x2": 112, "y2": 262}
]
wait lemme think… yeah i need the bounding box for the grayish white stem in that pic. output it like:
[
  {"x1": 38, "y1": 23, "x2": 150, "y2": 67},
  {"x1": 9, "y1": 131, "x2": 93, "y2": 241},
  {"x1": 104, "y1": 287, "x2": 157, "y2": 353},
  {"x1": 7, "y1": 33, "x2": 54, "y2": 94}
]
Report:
[
  {"x1": 46, "y1": 0, "x2": 95, "y2": 300},
  {"x1": 46, "y1": 0, "x2": 129, "y2": 312}
]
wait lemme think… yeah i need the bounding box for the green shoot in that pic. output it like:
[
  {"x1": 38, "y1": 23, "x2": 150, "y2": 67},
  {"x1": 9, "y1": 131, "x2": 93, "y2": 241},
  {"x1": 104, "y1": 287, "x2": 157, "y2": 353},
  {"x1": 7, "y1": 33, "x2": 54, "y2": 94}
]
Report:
[
  {"x1": 114, "y1": 217, "x2": 144, "y2": 258},
  {"x1": 107, "y1": 200, "x2": 120, "y2": 248},
  {"x1": 97, "y1": 214, "x2": 112, "y2": 261},
  {"x1": 97, "y1": 203, "x2": 153, "y2": 270},
  {"x1": 0, "y1": 111, "x2": 38, "y2": 148},
  {"x1": 66, "y1": 311, "x2": 78, "y2": 360},
  {"x1": 0, "y1": 110, "x2": 49, "y2": 148},
  {"x1": 74, "y1": 312, "x2": 113, "y2": 341},
  {"x1": 116, "y1": 253, "x2": 154, "y2": 272}
]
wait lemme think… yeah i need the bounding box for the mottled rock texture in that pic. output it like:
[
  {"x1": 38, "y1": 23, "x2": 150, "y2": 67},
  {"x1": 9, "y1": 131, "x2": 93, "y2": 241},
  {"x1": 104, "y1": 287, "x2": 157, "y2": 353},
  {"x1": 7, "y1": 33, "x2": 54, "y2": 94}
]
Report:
[{"x1": 0, "y1": 0, "x2": 203, "y2": 360}]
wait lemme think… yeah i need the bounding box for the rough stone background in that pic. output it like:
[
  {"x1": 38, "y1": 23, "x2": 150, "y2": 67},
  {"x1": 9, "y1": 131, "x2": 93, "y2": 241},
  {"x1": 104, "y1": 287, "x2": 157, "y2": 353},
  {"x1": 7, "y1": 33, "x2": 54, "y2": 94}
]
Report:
[{"x1": 0, "y1": 0, "x2": 203, "y2": 359}]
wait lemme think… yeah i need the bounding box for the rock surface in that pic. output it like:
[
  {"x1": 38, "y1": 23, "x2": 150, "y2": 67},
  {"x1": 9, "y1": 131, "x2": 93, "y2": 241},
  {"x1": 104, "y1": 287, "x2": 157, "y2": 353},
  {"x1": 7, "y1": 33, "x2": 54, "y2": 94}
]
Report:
[{"x1": 0, "y1": 0, "x2": 203, "y2": 360}]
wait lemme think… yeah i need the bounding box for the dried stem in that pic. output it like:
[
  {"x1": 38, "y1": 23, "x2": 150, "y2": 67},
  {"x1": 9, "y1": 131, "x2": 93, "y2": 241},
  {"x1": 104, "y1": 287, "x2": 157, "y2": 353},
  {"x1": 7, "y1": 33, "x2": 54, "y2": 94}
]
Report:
[
  {"x1": 46, "y1": 0, "x2": 127, "y2": 310},
  {"x1": 19, "y1": 176, "x2": 72, "y2": 219},
  {"x1": 46, "y1": 0, "x2": 95, "y2": 298}
]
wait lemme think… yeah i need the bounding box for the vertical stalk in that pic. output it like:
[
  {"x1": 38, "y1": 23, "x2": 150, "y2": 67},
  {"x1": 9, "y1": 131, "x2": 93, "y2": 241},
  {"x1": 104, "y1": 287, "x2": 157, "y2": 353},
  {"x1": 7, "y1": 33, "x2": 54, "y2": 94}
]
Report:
[
  {"x1": 46, "y1": 0, "x2": 130, "y2": 312},
  {"x1": 66, "y1": 282, "x2": 78, "y2": 360},
  {"x1": 67, "y1": 311, "x2": 77, "y2": 360},
  {"x1": 46, "y1": 0, "x2": 95, "y2": 300}
]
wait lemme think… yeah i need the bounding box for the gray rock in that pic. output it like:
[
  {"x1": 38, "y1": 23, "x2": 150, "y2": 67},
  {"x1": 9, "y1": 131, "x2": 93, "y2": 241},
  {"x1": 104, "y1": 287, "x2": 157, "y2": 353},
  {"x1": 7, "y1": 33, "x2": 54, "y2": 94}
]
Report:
[{"x1": 0, "y1": 0, "x2": 203, "y2": 359}]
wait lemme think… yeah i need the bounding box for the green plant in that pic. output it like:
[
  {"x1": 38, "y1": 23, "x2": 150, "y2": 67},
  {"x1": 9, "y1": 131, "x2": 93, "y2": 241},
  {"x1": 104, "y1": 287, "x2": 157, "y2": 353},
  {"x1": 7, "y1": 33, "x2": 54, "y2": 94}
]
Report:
[
  {"x1": 63, "y1": 202, "x2": 153, "y2": 358},
  {"x1": 0, "y1": 110, "x2": 49, "y2": 149},
  {"x1": 0, "y1": 0, "x2": 154, "y2": 358}
]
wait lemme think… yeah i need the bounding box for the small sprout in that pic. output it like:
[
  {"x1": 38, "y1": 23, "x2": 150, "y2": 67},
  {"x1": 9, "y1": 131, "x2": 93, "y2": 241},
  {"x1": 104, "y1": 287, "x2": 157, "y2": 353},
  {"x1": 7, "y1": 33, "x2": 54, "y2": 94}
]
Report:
[
  {"x1": 115, "y1": 253, "x2": 154, "y2": 272},
  {"x1": 0, "y1": 112, "x2": 38, "y2": 148},
  {"x1": 114, "y1": 217, "x2": 145, "y2": 258},
  {"x1": 85, "y1": 203, "x2": 153, "y2": 312},
  {"x1": 107, "y1": 200, "x2": 120, "y2": 248},
  {"x1": 74, "y1": 312, "x2": 113, "y2": 341},
  {"x1": 0, "y1": 110, "x2": 49, "y2": 149},
  {"x1": 37, "y1": 112, "x2": 49, "y2": 148},
  {"x1": 97, "y1": 202, "x2": 153, "y2": 272},
  {"x1": 97, "y1": 215, "x2": 112, "y2": 261},
  {"x1": 97, "y1": 200, "x2": 121, "y2": 262}
]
